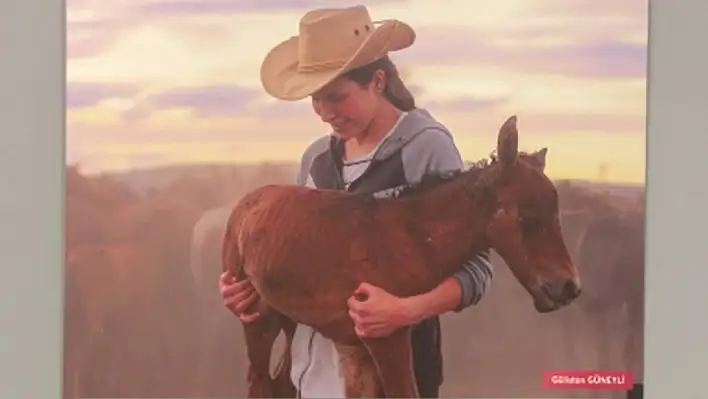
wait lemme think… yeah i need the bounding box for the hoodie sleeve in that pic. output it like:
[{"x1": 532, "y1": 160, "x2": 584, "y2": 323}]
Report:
[
  {"x1": 400, "y1": 127, "x2": 494, "y2": 311},
  {"x1": 295, "y1": 135, "x2": 331, "y2": 187}
]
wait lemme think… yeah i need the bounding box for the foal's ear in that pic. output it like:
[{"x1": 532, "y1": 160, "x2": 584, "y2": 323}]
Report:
[
  {"x1": 528, "y1": 147, "x2": 548, "y2": 171},
  {"x1": 497, "y1": 115, "x2": 519, "y2": 167}
]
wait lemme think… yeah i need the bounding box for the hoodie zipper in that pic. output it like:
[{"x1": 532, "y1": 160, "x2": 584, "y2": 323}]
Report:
[
  {"x1": 297, "y1": 123, "x2": 398, "y2": 393},
  {"x1": 334, "y1": 137, "x2": 388, "y2": 192},
  {"x1": 296, "y1": 329, "x2": 316, "y2": 398},
  {"x1": 343, "y1": 112, "x2": 407, "y2": 191}
]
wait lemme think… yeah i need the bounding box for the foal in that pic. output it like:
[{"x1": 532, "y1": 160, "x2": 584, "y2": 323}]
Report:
[{"x1": 221, "y1": 115, "x2": 581, "y2": 398}]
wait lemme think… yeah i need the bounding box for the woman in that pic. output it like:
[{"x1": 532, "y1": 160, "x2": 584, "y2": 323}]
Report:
[{"x1": 219, "y1": 5, "x2": 493, "y2": 398}]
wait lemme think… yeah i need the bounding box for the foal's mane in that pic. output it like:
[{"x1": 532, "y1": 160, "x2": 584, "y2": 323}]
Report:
[{"x1": 364, "y1": 151, "x2": 539, "y2": 201}]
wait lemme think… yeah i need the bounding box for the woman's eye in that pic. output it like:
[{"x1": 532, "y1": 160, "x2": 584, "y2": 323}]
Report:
[{"x1": 518, "y1": 216, "x2": 541, "y2": 232}]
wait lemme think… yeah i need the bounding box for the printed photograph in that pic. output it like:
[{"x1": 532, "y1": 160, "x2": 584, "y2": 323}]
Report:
[{"x1": 65, "y1": 0, "x2": 647, "y2": 398}]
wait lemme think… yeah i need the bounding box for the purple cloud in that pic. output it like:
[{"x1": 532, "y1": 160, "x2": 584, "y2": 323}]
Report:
[
  {"x1": 120, "y1": 105, "x2": 154, "y2": 122},
  {"x1": 66, "y1": 82, "x2": 140, "y2": 109},
  {"x1": 247, "y1": 87, "x2": 500, "y2": 119},
  {"x1": 424, "y1": 96, "x2": 508, "y2": 112},
  {"x1": 68, "y1": 36, "x2": 119, "y2": 59},
  {"x1": 136, "y1": 0, "x2": 406, "y2": 15},
  {"x1": 149, "y1": 85, "x2": 259, "y2": 114},
  {"x1": 521, "y1": 112, "x2": 646, "y2": 135},
  {"x1": 554, "y1": 40, "x2": 646, "y2": 79},
  {"x1": 126, "y1": 85, "x2": 261, "y2": 119},
  {"x1": 253, "y1": 100, "x2": 313, "y2": 119},
  {"x1": 65, "y1": 0, "x2": 407, "y2": 58},
  {"x1": 395, "y1": 32, "x2": 646, "y2": 80},
  {"x1": 67, "y1": 14, "x2": 146, "y2": 59},
  {"x1": 532, "y1": 0, "x2": 647, "y2": 20}
]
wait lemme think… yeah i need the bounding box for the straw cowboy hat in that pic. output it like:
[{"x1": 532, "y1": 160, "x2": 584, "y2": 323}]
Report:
[{"x1": 259, "y1": 5, "x2": 416, "y2": 101}]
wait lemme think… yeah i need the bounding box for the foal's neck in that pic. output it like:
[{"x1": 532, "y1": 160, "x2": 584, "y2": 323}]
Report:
[{"x1": 398, "y1": 172, "x2": 495, "y2": 278}]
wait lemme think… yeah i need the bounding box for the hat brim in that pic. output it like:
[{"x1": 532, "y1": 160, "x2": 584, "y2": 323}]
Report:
[{"x1": 260, "y1": 20, "x2": 415, "y2": 101}]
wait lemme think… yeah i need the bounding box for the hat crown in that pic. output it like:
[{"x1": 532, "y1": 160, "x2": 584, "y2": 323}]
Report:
[
  {"x1": 297, "y1": 6, "x2": 376, "y2": 69},
  {"x1": 259, "y1": 5, "x2": 415, "y2": 100}
]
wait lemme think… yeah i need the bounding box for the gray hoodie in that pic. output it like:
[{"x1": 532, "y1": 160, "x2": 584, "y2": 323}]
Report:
[{"x1": 291, "y1": 108, "x2": 494, "y2": 398}]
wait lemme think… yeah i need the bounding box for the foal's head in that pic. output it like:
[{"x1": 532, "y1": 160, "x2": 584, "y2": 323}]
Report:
[{"x1": 485, "y1": 116, "x2": 581, "y2": 313}]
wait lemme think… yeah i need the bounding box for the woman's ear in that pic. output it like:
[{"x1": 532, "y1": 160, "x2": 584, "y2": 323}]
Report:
[{"x1": 373, "y1": 69, "x2": 386, "y2": 93}]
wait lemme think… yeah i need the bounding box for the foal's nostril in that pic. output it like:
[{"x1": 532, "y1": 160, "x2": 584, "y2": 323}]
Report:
[
  {"x1": 543, "y1": 279, "x2": 580, "y2": 301},
  {"x1": 562, "y1": 279, "x2": 580, "y2": 298}
]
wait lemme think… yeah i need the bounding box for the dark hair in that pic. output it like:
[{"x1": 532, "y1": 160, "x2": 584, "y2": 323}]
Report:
[{"x1": 343, "y1": 55, "x2": 416, "y2": 111}]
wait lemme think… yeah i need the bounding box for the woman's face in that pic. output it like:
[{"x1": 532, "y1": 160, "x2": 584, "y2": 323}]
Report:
[{"x1": 311, "y1": 74, "x2": 383, "y2": 140}]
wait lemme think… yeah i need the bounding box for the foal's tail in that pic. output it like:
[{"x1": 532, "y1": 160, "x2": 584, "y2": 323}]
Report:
[
  {"x1": 189, "y1": 206, "x2": 230, "y2": 286},
  {"x1": 220, "y1": 214, "x2": 247, "y2": 282}
]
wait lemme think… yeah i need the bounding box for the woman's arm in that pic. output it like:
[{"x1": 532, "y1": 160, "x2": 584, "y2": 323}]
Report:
[
  {"x1": 397, "y1": 127, "x2": 494, "y2": 321},
  {"x1": 347, "y1": 127, "x2": 494, "y2": 337},
  {"x1": 402, "y1": 253, "x2": 493, "y2": 325}
]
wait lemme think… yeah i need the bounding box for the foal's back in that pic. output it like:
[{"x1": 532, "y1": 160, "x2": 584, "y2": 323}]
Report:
[{"x1": 229, "y1": 184, "x2": 390, "y2": 234}]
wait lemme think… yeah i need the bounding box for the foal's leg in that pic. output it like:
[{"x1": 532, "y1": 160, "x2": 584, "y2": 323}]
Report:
[
  {"x1": 272, "y1": 315, "x2": 297, "y2": 398},
  {"x1": 242, "y1": 306, "x2": 283, "y2": 398},
  {"x1": 361, "y1": 327, "x2": 419, "y2": 398},
  {"x1": 335, "y1": 343, "x2": 382, "y2": 398}
]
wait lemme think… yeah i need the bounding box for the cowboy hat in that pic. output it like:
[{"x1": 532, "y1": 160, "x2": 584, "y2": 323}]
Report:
[{"x1": 259, "y1": 5, "x2": 416, "y2": 101}]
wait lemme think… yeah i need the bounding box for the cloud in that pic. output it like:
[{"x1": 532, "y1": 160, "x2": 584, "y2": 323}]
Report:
[
  {"x1": 68, "y1": 35, "x2": 121, "y2": 59},
  {"x1": 245, "y1": 90, "x2": 507, "y2": 120},
  {"x1": 135, "y1": 0, "x2": 406, "y2": 15},
  {"x1": 66, "y1": 8, "x2": 151, "y2": 59},
  {"x1": 521, "y1": 112, "x2": 646, "y2": 134},
  {"x1": 548, "y1": 40, "x2": 646, "y2": 79},
  {"x1": 424, "y1": 96, "x2": 509, "y2": 112},
  {"x1": 396, "y1": 30, "x2": 646, "y2": 80},
  {"x1": 122, "y1": 84, "x2": 261, "y2": 120},
  {"x1": 66, "y1": 82, "x2": 141, "y2": 109},
  {"x1": 252, "y1": 100, "x2": 313, "y2": 119},
  {"x1": 532, "y1": 0, "x2": 647, "y2": 20},
  {"x1": 120, "y1": 105, "x2": 154, "y2": 122}
]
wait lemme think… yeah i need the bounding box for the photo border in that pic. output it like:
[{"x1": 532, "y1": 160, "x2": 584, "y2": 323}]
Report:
[
  {"x1": 1, "y1": 0, "x2": 65, "y2": 398},
  {"x1": 2, "y1": 0, "x2": 706, "y2": 398},
  {"x1": 643, "y1": 1, "x2": 708, "y2": 398}
]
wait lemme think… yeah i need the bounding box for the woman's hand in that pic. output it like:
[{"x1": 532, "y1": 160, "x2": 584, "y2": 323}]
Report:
[
  {"x1": 347, "y1": 282, "x2": 420, "y2": 338},
  {"x1": 219, "y1": 272, "x2": 261, "y2": 323}
]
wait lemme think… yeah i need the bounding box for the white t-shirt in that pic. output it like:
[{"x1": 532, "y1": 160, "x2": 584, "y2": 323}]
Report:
[{"x1": 290, "y1": 112, "x2": 406, "y2": 398}]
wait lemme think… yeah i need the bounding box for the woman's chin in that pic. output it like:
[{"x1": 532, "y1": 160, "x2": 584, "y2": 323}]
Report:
[
  {"x1": 330, "y1": 122, "x2": 359, "y2": 139},
  {"x1": 333, "y1": 129, "x2": 357, "y2": 141}
]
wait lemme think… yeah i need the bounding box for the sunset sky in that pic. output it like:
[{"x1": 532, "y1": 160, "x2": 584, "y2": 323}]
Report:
[{"x1": 66, "y1": 0, "x2": 647, "y2": 184}]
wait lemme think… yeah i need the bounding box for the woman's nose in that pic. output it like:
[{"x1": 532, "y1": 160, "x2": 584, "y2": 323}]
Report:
[{"x1": 319, "y1": 107, "x2": 335, "y2": 123}]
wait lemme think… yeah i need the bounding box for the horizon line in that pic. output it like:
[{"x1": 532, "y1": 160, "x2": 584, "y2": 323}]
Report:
[{"x1": 67, "y1": 161, "x2": 646, "y2": 187}]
